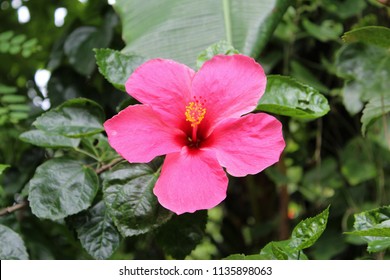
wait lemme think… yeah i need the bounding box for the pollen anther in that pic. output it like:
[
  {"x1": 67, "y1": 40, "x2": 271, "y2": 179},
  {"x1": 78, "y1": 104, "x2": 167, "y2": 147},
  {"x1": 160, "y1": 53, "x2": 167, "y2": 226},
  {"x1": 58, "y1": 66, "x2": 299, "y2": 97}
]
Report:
[{"x1": 185, "y1": 100, "x2": 206, "y2": 127}]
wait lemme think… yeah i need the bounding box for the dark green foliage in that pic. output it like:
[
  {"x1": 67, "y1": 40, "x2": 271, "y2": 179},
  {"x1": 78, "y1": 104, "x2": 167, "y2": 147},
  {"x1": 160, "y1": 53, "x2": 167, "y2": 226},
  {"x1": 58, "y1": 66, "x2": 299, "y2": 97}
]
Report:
[{"x1": 0, "y1": 0, "x2": 389, "y2": 260}]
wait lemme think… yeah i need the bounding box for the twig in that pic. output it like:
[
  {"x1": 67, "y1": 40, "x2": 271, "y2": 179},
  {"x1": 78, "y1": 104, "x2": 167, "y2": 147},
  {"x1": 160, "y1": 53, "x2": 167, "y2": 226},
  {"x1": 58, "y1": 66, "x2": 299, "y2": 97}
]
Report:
[
  {"x1": 95, "y1": 158, "x2": 123, "y2": 174},
  {"x1": 0, "y1": 201, "x2": 27, "y2": 216}
]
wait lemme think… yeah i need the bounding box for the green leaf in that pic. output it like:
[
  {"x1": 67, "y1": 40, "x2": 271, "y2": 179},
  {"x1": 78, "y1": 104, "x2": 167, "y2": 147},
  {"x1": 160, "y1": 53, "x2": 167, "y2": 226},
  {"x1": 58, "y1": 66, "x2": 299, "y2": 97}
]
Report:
[
  {"x1": 340, "y1": 138, "x2": 378, "y2": 185},
  {"x1": 322, "y1": 0, "x2": 367, "y2": 19},
  {"x1": 336, "y1": 43, "x2": 390, "y2": 102},
  {"x1": 33, "y1": 98, "x2": 105, "y2": 138},
  {"x1": 350, "y1": 206, "x2": 390, "y2": 253},
  {"x1": 224, "y1": 254, "x2": 268, "y2": 260},
  {"x1": 0, "y1": 224, "x2": 29, "y2": 260},
  {"x1": 94, "y1": 48, "x2": 146, "y2": 92},
  {"x1": 196, "y1": 41, "x2": 239, "y2": 69},
  {"x1": 302, "y1": 19, "x2": 343, "y2": 42},
  {"x1": 72, "y1": 201, "x2": 121, "y2": 260},
  {"x1": 336, "y1": 43, "x2": 390, "y2": 84},
  {"x1": 156, "y1": 211, "x2": 207, "y2": 259},
  {"x1": 290, "y1": 60, "x2": 329, "y2": 93},
  {"x1": 341, "y1": 81, "x2": 364, "y2": 115},
  {"x1": 80, "y1": 134, "x2": 117, "y2": 162},
  {"x1": 367, "y1": 114, "x2": 390, "y2": 150},
  {"x1": 103, "y1": 162, "x2": 172, "y2": 237},
  {"x1": 361, "y1": 95, "x2": 390, "y2": 135},
  {"x1": 19, "y1": 130, "x2": 80, "y2": 148},
  {"x1": 10, "y1": 34, "x2": 26, "y2": 45},
  {"x1": 1, "y1": 95, "x2": 27, "y2": 103},
  {"x1": 0, "y1": 83, "x2": 17, "y2": 94},
  {"x1": 0, "y1": 164, "x2": 10, "y2": 175},
  {"x1": 367, "y1": 239, "x2": 390, "y2": 253},
  {"x1": 257, "y1": 75, "x2": 330, "y2": 119},
  {"x1": 28, "y1": 158, "x2": 99, "y2": 220},
  {"x1": 64, "y1": 12, "x2": 117, "y2": 76},
  {"x1": 300, "y1": 158, "x2": 342, "y2": 202},
  {"x1": 346, "y1": 227, "x2": 390, "y2": 237},
  {"x1": 226, "y1": 240, "x2": 308, "y2": 260},
  {"x1": 288, "y1": 206, "x2": 330, "y2": 251},
  {"x1": 0, "y1": 31, "x2": 14, "y2": 42},
  {"x1": 114, "y1": 0, "x2": 290, "y2": 67},
  {"x1": 260, "y1": 240, "x2": 308, "y2": 260},
  {"x1": 336, "y1": 43, "x2": 390, "y2": 130},
  {"x1": 342, "y1": 26, "x2": 390, "y2": 49}
]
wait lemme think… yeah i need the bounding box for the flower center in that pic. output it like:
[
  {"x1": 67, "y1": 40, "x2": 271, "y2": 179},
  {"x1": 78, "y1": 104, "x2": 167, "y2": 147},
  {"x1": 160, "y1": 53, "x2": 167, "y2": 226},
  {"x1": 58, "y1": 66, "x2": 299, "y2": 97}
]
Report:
[
  {"x1": 185, "y1": 99, "x2": 206, "y2": 127},
  {"x1": 184, "y1": 96, "x2": 206, "y2": 145}
]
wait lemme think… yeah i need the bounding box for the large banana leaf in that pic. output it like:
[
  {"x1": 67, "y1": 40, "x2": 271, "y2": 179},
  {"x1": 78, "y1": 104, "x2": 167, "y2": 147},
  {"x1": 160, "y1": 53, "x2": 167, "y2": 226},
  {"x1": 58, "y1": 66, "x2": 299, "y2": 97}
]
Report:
[{"x1": 114, "y1": 0, "x2": 290, "y2": 67}]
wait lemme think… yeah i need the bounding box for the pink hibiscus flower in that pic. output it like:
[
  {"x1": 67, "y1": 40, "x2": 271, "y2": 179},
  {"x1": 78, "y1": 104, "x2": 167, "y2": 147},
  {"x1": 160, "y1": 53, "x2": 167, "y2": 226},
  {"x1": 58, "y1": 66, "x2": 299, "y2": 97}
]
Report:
[{"x1": 104, "y1": 54, "x2": 285, "y2": 215}]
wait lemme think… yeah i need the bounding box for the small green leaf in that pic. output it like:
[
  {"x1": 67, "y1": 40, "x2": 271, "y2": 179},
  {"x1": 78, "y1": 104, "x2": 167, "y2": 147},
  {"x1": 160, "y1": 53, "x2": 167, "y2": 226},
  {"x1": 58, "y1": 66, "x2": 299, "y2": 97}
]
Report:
[
  {"x1": 342, "y1": 26, "x2": 390, "y2": 49},
  {"x1": 196, "y1": 41, "x2": 239, "y2": 69},
  {"x1": 0, "y1": 164, "x2": 10, "y2": 175},
  {"x1": 8, "y1": 104, "x2": 30, "y2": 111},
  {"x1": 64, "y1": 12, "x2": 117, "y2": 76},
  {"x1": 340, "y1": 138, "x2": 377, "y2": 185},
  {"x1": 290, "y1": 61, "x2": 329, "y2": 93},
  {"x1": 0, "y1": 31, "x2": 14, "y2": 42},
  {"x1": 302, "y1": 19, "x2": 343, "y2": 42},
  {"x1": 335, "y1": 43, "x2": 390, "y2": 103},
  {"x1": 1, "y1": 95, "x2": 27, "y2": 103},
  {"x1": 341, "y1": 81, "x2": 364, "y2": 115},
  {"x1": 19, "y1": 130, "x2": 80, "y2": 148},
  {"x1": 80, "y1": 134, "x2": 117, "y2": 162},
  {"x1": 289, "y1": 206, "x2": 330, "y2": 251},
  {"x1": 95, "y1": 48, "x2": 146, "y2": 92},
  {"x1": 0, "y1": 83, "x2": 17, "y2": 95},
  {"x1": 350, "y1": 206, "x2": 390, "y2": 253},
  {"x1": 103, "y1": 162, "x2": 172, "y2": 237},
  {"x1": 28, "y1": 158, "x2": 99, "y2": 220},
  {"x1": 361, "y1": 95, "x2": 390, "y2": 135},
  {"x1": 322, "y1": 0, "x2": 366, "y2": 19},
  {"x1": 156, "y1": 211, "x2": 207, "y2": 259},
  {"x1": 33, "y1": 98, "x2": 105, "y2": 138},
  {"x1": 257, "y1": 75, "x2": 330, "y2": 119},
  {"x1": 300, "y1": 158, "x2": 342, "y2": 202},
  {"x1": 0, "y1": 224, "x2": 29, "y2": 260},
  {"x1": 72, "y1": 201, "x2": 121, "y2": 260},
  {"x1": 10, "y1": 34, "x2": 26, "y2": 45},
  {"x1": 260, "y1": 240, "x2": 308, "y2": 260},
  {"x1": 65, "y1": 28, "x2": 109, "y2": 76}
]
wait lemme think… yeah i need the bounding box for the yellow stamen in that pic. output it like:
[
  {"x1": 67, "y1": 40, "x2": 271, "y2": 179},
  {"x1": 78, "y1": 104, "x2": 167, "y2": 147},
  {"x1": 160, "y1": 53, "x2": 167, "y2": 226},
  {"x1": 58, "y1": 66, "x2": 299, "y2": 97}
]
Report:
[{"x1": 185, "y1": 100, "x2": 206, "y2": 127}]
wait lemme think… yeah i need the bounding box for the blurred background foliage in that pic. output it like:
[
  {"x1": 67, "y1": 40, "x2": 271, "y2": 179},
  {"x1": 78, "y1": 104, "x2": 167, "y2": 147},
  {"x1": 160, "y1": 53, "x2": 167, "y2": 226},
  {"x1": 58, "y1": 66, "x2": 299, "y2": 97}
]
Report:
[{"x1": 0, "y1": 0, "x2": 389, "y2": 260}]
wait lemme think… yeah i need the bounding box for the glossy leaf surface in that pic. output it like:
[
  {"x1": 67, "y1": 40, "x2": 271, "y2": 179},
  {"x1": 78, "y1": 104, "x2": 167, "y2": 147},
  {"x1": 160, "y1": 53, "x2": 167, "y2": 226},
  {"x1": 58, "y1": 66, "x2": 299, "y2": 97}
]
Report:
[
  {"x1": 72, "y1": 201, "x2": 121, "y2": 260},
  {"x1": 95, "y1": 48, "x2": 146, "y2": 92},
  {"x1": 103, "y1": 163, "x2": 172, "y2": 237},
  {"x1": 257, "y1": 75, "x2": 330, "y2": 119},
  {"x1": 28, "y1": 158, "x2": 99, "y2": 220},
  {"x1": 33, "y1": 98, "x2": 105, "y2": 138}
]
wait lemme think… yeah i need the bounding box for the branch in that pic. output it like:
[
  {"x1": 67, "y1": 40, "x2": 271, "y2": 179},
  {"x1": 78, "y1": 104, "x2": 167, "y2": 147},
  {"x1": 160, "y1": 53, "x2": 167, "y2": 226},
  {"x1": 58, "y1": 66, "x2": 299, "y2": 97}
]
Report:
[
  {"x1": 96, "y1": 158, "x2": 124, "y2": 174},
  {"x1": 0, "y1": 201, "x2": 27, "y2": 216}
]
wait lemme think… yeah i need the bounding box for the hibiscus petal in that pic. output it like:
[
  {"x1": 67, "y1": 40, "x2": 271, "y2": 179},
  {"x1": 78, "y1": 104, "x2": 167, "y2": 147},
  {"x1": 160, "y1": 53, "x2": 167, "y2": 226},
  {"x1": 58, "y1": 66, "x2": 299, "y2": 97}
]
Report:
[
  {"x1": 206, "y1": 113, "x2": 285, "y2": 177},
  {"x1": 154, "y1": 148, "x2": 228, "y2": 215},
  {"x1": 192, "y1": 54, "x2": 266, "y2": 134},
  {"x1": 104, "y1": 105, "x2": 185, "y2": 163},
  {"x1": 125, "y1": 59, "x2": 195, "y2": 130}
]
